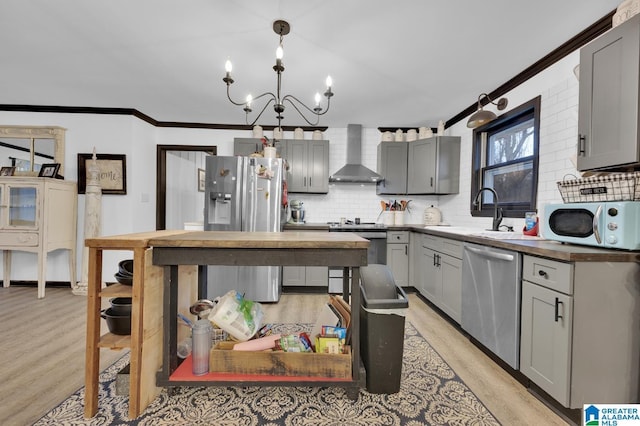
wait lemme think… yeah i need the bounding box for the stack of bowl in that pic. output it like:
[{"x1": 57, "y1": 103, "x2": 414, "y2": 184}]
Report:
[
  {"x1": 101, "y1": 297, "x2": 132, "y2": 335},
  {"x1": 114, "y1": 259, "x2": 133, "y2": 285}
]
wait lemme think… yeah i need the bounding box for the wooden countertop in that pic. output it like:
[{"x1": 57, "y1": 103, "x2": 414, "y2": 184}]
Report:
[
  {"x1": 413, "y1": 226, "x2": 640, "y2": 262},
  {"x1": 147, "y1": 231, "x2": 369, "y2": 249},
  {"x1": 85, "y1": 230, "x2": 191, "y2": 249},
  {"x1": 85, "y1": 227, "x2": 639, "y2": 263}
]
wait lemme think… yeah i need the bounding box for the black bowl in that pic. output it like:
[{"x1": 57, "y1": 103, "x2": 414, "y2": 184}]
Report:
[
  {"x1": 114, "y1": 272, "x2": 133, "y2": 286},
  {"x1": 101, "y1": 307, "x2": 131, "y2": 335},
  {"x1": 118, "y1": 259, "x2": 134, "y2": 276},
  {"x1": 109, "y1": 297, "x2": 132, "y2": 315}
]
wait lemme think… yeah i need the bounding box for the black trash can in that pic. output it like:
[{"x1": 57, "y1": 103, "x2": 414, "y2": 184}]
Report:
[{"x1": 359, "y1": 264, "x2": 409, "y2": 394}]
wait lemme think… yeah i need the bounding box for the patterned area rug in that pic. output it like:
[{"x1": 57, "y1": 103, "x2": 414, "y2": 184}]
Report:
[{"x1": 35, "y1": 322, "x2": 500, "y2": 425}]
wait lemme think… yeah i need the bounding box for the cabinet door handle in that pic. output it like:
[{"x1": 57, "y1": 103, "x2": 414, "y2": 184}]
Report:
[
  {"x1": 578, "y1": 134, "x2": 586, "y2": 156},
  {"x1": 405, "y1": 245, "x2": 408, "y2": 256},
  {"x1": 430, "y1": 177, "x2": 434, "y2": 187},
  {"x1": 554, "y1": 297, "x2": 563, "y2": 322},
  {"x1": 538, "y1": 270, "x2": 548, "y2": 278},
  {"x1": 433, "y1": 253, "x2": 437, "y2": 266}
]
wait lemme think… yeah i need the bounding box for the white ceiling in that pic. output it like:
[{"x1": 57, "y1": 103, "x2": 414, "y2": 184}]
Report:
[{"x1": 0, "y1": 0, "x2": 620, "y2": 129}]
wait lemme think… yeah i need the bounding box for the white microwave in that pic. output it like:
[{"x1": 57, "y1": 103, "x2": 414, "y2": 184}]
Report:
[{"x1": 544, "y1": 201, "x2": 640, "y2": 250}]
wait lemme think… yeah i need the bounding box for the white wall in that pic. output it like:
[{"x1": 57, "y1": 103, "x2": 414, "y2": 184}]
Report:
[{"x1": 0, "y1": 49, "x2": 582, "y2": 282}]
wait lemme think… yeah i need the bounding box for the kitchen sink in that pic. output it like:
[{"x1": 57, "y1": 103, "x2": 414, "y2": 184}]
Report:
[
  {"x1": 424, "y1": 226, "x2": 484, "y2": 235},
  {"x1": 469, "y1": 231, "x2": 541, "y2": 240},
  {"x1": 425, "y1": 226, "x2": 542, "y2": 240}
]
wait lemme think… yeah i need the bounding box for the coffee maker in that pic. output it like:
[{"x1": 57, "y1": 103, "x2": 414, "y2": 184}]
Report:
[{"x1": 289, "y1": 200, "x2": 305, "y2": 223}]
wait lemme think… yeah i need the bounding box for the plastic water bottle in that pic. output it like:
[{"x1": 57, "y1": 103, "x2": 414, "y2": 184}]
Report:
[{"x1": 191, "y1": 319, "x2": 212, "y2": 375}]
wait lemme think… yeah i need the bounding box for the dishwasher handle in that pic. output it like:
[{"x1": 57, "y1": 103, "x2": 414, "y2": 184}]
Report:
[{"x1": 465, "y1": 245, "x2": 515, "y2": 262}]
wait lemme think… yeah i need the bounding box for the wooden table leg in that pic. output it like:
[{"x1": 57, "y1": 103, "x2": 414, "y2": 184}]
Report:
[
  {"x1": 128, "y1": 247, "x2": 145, "y2": 418},
  {"x1": 84, "y1": 247, "x2": 102, "y2": 418}
]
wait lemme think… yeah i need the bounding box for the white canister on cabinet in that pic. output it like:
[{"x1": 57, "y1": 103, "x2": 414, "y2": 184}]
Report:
[{"x1": 423, "y1": 205, "x2": 442, "y2": 225}]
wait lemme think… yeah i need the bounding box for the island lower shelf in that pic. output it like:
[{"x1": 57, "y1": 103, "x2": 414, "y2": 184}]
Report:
[{"x1": 162, "y1": 354, "x2": 356, "y2": 386}]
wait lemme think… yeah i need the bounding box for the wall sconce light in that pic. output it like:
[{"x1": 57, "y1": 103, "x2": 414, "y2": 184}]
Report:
[{"x1": 466, "y1": 93, "x2": 509, "y2": 128}]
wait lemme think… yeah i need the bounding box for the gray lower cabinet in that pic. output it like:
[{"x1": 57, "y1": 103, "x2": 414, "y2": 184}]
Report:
[
  {"x1": 520, "y1": 273, "x2": 572, "y2": 405},
  {"x1": 376, "y1": 137, "x2": 460, "y2": 195},
  {"x1": 578, "y1": 13, "x2": 640, "y2": 171},
  {"x1": 282, "y1": 228, "x2": 328, "y2": 287},
  {"x1": 418, "y1": 234, "x2": 462, "y2": 323},
  {"x1": 408, "y1": 232, "x2": 420, "y2": 289},
  {"x1": 519, "y1": 254, "x2": 640, "y2": 408},
  {"x1": 386, "y1": 231, "x2": 409, "y2": 287},
  {"x1": 282, "y1": 266, "x2": 328, "y2": 287}
]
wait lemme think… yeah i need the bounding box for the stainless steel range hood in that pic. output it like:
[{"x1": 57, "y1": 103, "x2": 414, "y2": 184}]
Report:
[{"x1": 329, "y1": 124, "x2": 382, "y2": 183}]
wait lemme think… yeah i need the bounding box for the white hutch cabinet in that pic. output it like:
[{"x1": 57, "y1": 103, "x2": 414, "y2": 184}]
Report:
[{"x1": 0, "y1": 177, "x2": 77, "y2": 298}]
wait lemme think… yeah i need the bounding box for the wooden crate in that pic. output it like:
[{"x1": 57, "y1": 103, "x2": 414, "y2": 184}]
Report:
[{"x1": 209, "y1": 343, "x2": 352, "y2": 379}]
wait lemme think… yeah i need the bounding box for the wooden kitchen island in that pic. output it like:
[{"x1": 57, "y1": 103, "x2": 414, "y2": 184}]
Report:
[
  {"x1": 84, "y1": 230, "x2": 368, "y2": 418},
  {"x1": 149, "y1": 231, "x2": 369, "y2": 391}
]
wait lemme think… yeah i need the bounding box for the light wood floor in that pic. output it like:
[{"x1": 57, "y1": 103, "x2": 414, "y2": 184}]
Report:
[{"x1": 0, "y1": 287, "x2": 569, "y2": 425}]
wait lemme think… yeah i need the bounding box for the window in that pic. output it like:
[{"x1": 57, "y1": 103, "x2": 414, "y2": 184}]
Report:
[{"x1": 470, "y1": 96, "x2": 540, "y2": 218}]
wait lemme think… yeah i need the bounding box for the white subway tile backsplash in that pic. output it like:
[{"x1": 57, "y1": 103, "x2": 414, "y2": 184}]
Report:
[{"x1": 299, "y1": 54, "x2": 582, "y2": 229}]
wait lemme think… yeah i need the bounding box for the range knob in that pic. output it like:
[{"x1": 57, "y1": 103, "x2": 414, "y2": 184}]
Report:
[
  {"x1": 608, "y1": 207, "x2": 619, "y2": 216},
  {"x1": 607, "y1": 222, "x2": 618, "y2": 231},
  {"x1": 607, "y1": 235, "x2": 618, "y2": 245}
]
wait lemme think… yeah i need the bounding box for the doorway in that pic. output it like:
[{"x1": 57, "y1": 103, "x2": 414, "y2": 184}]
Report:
[{"x1": 156, "y1": 145, "x2": 217, "y2": 230}]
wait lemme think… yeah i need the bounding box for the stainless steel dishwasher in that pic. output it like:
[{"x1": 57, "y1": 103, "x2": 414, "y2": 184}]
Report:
[{"x1": 461, "y1": 242, "x2": 522, "y2": 369}]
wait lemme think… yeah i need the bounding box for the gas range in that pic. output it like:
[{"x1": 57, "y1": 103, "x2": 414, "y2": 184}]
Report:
[
  {"x1": 327, "y1": 221, "x2": 386, "y2": 231},
  {"x1": 327, "y1": 220, "x2": 387, "y2": 293}
]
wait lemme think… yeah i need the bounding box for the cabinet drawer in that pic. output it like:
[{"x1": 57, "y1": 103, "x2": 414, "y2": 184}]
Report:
[
  {"x1": 522, "y1": 255, "x2": 573, "y2": 295},
  {"x1": 421, "y1": 234, "x2": 462, "y2": 258},
  {"x1": 421, "y1": 234, "x2": 442, "y2": 251},
  {"x1": 440, "y1": 238, "x2": 463, "y2": 259},
  {"x1": 387, "y1": 231, "x2": 409, "y2": 244},
  {"x1": 0, "y1": 232, "x2": 39, "y2": 247}
]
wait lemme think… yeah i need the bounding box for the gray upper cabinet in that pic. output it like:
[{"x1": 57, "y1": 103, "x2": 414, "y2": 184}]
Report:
[
  {"x1": 233, "y1": 138, "x2": 262, "y2": 156},
  {"x1": 377, "y1": 136, "x2": 460, "y2": 195},
  {"x1": 376, "y1": 141, "x2": 408, "y2": 194},
  {"x1": 408, "y1": 136, "x2": 460, "y2": 194},
  {"x1": 282, "y1": 139, "x2": 330, "y2": 193},
  {"x1": 578, "y1": 13, "x2": 640, "y2": 171},
  {"x1": 233, "y1": 138, "x2": 329, "y2": 193}
]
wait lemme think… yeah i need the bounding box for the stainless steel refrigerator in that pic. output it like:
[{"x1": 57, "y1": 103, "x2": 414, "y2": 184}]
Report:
[{"x1": 204, "y1": 156, "x2": 286, "y2": 302}]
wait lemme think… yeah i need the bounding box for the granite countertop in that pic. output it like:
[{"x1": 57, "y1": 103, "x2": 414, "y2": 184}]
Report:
[{"x1": 284, "y1": 222, "x2": 640, "y2": 262}]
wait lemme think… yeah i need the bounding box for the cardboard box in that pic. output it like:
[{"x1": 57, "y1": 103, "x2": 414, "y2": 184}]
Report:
[{"x1": 209, "y1": 343, "x2": 351, "y2": 379}]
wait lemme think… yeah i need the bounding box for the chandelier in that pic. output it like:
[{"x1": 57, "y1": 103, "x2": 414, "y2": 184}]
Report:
[{"x1": 222, "y1": 19, "x2": 333, "y2": 129}]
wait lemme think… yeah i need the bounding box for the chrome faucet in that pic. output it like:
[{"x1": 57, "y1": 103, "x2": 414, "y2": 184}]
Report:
[{"x1": 473, "y1": 187, "x2": 503, "y2": 231}]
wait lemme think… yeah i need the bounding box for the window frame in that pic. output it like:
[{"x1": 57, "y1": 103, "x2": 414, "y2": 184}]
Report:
[{"x1": 470, "y1": 96, "x2": 541, "y2": 219}]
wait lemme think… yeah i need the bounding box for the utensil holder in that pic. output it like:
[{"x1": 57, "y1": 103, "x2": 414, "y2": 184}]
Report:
[
  {"x1": 382, "y1": 211, "x2": 394, "y2": 225},
  {"x1": 394, "y1": 211, "x2": 405, "y2": 225}
]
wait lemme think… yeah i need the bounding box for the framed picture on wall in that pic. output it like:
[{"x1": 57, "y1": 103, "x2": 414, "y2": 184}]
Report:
[
  {"x1": 198, "y1": 168, "x2": 205, "y2": 192},
  {"x1": 77, "y1": 153, "x2": 127, "y2": 194}
]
